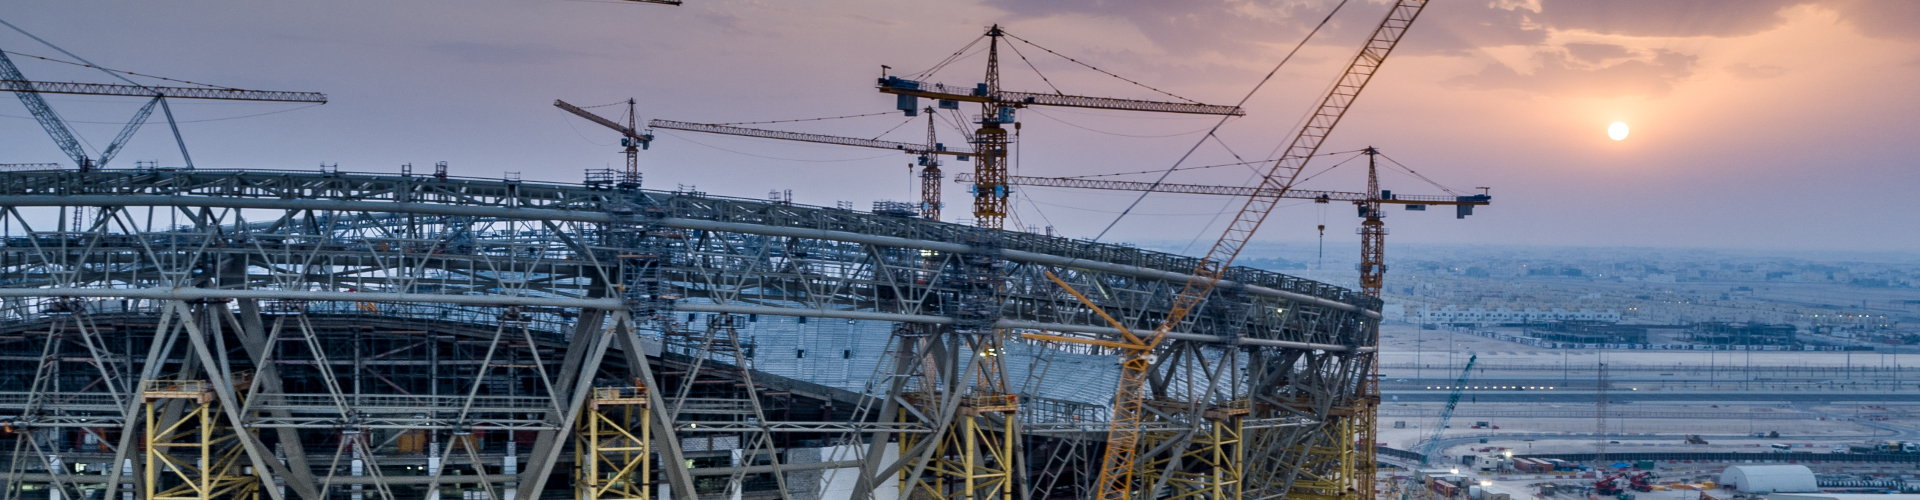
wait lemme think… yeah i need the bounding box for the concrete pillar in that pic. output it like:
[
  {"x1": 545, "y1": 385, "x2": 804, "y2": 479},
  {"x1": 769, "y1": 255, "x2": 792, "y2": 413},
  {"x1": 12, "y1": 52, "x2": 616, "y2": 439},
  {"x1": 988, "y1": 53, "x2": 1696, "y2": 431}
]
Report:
[
  {"x1": 352, "y1": 459, "x2": 366, "y2": 500},
  {"x1": 505, "y1": 441, "x2": 519, "y2": 500},
  {"x1": 428, "y1": 442, "x2": 444, "y2": 500}
]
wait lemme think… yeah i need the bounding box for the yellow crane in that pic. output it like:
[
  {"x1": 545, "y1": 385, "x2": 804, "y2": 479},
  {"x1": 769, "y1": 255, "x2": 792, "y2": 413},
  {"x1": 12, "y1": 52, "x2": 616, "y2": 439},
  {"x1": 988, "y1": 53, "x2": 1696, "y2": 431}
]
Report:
[
  {"x1": 878, "y1": 25, "x2": 1245, "y2": 229},
  {"x1": 1038, "y1": 3, "x2": 1435, "y2": 500}
]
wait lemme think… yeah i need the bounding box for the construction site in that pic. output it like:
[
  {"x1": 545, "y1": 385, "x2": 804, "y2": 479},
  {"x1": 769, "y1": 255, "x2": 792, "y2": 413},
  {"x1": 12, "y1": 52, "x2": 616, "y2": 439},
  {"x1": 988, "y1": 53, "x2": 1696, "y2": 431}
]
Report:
[
  {"x1": 6, "y1": 1, "x2": 1917, "y2": 500},
  {"x1": 0, "y1": 2, "x2": 1459, "y2": 500}
]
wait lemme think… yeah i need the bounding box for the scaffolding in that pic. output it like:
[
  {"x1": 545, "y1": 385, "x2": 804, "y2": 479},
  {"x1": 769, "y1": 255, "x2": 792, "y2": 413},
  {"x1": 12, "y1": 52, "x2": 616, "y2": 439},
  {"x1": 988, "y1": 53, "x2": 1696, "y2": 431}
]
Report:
[
  {"x1": 1135, "y1": 401, "x2": 1245, "y2": 500},
  {"x1": 143, "y1": 379, "x2": 258, "y2": 500},
  {"x1": 1283, "y1": 417, "x2": 1356, "y2": 500},
  {"x1": 577, "y1": 387, "x2": 653, "y2": 500},
  {"x1": 897, "y1": 392, "x2": 1019, "y2": 500}
]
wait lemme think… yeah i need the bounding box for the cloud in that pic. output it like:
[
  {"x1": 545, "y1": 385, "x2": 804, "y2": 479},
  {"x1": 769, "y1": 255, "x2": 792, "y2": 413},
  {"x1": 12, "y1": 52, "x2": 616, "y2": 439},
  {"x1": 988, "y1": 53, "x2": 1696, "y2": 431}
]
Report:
[
  {"x1": 1446, "y1": 49, "x2": 1698, "y2": 97},
  {"x1": 1401, "y1": 3, "x2": 1547, "y2": 55},
  {"x1": 426, "y1": 41, "x2": 587, "y2": 66},
  {"x1": 1725, "y1": 63, "x2": 1788, "y2": 80},
  {"x1": 1563, "y1": 43, "x2": 1631, "y2": 63},
  {"x1": 982, "y1": 0, "x2": 1821, "y2": 56},
  {"x1": 693, "y1": 7, "x2": 748, "y2": 34},
  {"x1": 1824, "y1": 0, "x2": 1920, "y2": 39},
  {"x1": 981, "y1": 0, "x2": 1375, "y2": 54},
  {"x1": 1526, "y1": 0, "x2": 1806, "y2": 37}
]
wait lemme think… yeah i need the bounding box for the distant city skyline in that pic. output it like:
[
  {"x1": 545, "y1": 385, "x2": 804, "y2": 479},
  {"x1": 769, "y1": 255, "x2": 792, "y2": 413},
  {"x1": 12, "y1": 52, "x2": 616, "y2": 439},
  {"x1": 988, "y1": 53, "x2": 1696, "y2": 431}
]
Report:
[{"x1": 3, "y1": 0, "x2": 1917, "y2": 252}]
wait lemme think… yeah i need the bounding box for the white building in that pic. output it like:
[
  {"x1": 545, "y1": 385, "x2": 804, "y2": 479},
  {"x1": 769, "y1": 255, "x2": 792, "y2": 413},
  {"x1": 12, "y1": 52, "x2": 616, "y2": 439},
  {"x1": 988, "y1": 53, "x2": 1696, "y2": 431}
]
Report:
[
  {"x1": 1415, "y1": 306, "x2": 1621, "y2": 326},
  {"x1": 1719, "y1": 465, "x2": 1817, "y2": 493}
]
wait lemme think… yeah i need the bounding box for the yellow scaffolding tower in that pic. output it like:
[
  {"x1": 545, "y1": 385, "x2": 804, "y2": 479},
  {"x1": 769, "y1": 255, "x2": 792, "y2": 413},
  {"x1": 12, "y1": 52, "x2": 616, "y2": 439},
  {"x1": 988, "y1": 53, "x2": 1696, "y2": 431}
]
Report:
[
  {"x1": 1283, "y1": 413, "x2": 1357, "y2": 500},
  {"x1": 576, "y1": 386, "x2": 653, "y2": 500},
  {"x1": 1136, "y1": 400, "x2": 1246, "y2": 500},
  {"x1": 143, "y1": 379, "x2": 258, "y2": 500},
  {"x1": 898, "y1": 392, "x2": 1019, "y2": 500},
  {"x1": 1354, "y1": 377, "x2": 1380, "y2": 500}
]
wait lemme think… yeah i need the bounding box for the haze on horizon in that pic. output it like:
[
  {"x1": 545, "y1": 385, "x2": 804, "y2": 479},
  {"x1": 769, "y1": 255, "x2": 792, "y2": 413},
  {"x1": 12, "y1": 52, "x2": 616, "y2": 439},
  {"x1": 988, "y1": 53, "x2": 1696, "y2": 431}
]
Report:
[{"x1": 3, "y1": 0, "x2": 1917, "y2": 254}]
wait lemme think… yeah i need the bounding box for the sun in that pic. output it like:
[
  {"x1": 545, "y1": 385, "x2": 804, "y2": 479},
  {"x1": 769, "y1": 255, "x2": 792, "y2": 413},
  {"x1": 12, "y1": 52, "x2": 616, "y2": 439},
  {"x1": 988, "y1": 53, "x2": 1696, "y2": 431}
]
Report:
[{"x1": 1608, "y1": 122, "x2": 1629, "y2": 141}]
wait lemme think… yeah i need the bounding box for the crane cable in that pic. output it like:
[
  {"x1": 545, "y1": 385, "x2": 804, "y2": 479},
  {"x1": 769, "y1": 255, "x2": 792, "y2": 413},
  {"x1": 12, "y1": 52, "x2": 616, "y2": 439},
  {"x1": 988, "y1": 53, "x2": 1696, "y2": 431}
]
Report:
[
  {"x1": 0, "y1": 18, "x2": 146, "y2": 89},
  {"x1": 1001, "y1": 31, "x2": 1202, "y2": 105},
  {"x1": 1376, "y1": 151, "x2": 1464, "y2": 196},
  {"x1": 1002, "y1": 40, "x2": 1064, "y2": 96},
  {"x1": 712, "y1": 111, "x2": 897, "y2": 126},
  {"x1": 867, "y1": 114, "x2": 919, "y2": 141},
  {"x1": 0, "y1": 50, "x2": 232, "y2": 90},
  {"x1": 652, "y1": 130, "x2": 899, "y2": 163},
  {"x1": 908, "y1": 35, "x2": 987, "y2": 81},
  {"x1": 573, "y1": 100, "x2": 630, "y2": 109},
  {"x1": 1091, "y1": 0, "x2": 1353, "y2": 242},
  {"x1": 1054, "y1": 149, "x2": 1369, "y2": 180},
  {"x1": 1025, "y1": 108, "x2": 1220, "y2": 138}
]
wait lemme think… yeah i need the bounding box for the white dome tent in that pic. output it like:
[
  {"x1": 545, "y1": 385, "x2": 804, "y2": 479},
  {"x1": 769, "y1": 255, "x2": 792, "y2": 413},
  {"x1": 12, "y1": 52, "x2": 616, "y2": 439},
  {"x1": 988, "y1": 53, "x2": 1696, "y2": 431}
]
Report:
[{"x1": 1719, "y1": 465, "x2": 1818, "y2": 493}]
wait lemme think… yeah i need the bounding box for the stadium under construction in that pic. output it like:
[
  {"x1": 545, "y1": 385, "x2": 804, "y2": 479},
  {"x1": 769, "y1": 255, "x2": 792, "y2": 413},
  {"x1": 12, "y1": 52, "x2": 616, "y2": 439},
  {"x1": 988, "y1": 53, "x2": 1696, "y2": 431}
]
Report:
[{"x1": 0, "y1": 168, "x2": 1382, "y2": 500}]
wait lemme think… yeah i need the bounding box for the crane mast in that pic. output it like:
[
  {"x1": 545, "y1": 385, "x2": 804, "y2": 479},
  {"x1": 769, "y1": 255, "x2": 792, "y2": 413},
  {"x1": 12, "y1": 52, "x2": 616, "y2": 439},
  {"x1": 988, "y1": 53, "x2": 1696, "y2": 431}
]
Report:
[
  {"x1": 556, "y1": 99, "x2": 651, "y2": 187},
  {"x1": 973, "y1": 26, "x2": 1012, "y2": 229},
  {"x1": 921, "y1": 108, "x2": 945, "y2": 220},
  {"x1": 1090, "y1": 3, "x2": 1431, "y2": 500},
  {"x1": 1359, "y1": 148, "x2": 1387, "y2": 297},
  {"x1": 878, "y1": 26, "x2": 1245, "y2": 229}
]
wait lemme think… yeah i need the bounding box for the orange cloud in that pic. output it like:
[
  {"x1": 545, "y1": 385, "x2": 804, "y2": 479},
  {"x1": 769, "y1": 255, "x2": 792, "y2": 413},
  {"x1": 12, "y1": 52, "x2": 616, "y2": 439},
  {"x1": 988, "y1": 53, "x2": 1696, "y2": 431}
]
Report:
[{"x1": 1445, "y1": 49, "x2": 1698, "y2": 98}]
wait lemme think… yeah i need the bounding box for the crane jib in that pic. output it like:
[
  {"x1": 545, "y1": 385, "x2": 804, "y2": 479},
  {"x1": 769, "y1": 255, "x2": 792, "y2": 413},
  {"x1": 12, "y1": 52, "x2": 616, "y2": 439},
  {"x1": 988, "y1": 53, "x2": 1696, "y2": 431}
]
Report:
[{"x1": 878, "y1": 76, "x2": 1245, "y2": 116}]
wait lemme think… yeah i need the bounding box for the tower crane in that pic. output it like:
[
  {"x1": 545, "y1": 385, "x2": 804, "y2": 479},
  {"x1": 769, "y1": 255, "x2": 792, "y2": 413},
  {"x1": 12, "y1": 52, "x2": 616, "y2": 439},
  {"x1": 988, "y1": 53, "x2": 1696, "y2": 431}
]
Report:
[
  {"x1": 0, "y1": 44, "x2": 326, "y2": 171},
  {"x1": 647, "y1": 112, "x2": 976, "y2": 220},
  {"x1": 964, "y1": 147, "x2": 1491, "y2": 296},
  {"x1": 1035, "y1": 3, "x2": 1434, "y2": 500},
  {"x1": 555, "y1": 99, "x2": 652, "y2": 187},
  {"x1": 877, "y1": 25, "x2": 1246, "y2": 229}
]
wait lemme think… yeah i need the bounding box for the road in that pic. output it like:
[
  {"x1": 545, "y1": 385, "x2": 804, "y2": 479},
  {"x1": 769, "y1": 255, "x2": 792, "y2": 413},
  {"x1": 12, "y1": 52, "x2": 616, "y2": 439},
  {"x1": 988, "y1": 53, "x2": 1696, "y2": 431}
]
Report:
[{"x1": 1382, "y1": 390, "x2": 1920, "y2": 403}]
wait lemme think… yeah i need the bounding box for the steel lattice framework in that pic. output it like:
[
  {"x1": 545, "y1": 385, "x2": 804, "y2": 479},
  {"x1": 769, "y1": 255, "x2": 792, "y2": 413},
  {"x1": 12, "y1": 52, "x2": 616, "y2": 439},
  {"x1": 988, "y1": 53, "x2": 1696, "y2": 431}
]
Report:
[{"x1": 0, "y1": 168, "x2": 1377, "y2": 500}]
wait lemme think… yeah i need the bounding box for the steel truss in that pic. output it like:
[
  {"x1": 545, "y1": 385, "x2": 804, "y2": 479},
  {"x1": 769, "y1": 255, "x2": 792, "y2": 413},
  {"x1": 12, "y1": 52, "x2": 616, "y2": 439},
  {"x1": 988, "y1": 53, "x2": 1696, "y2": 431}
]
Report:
[{"x1": 0, "y1": 169, "x2": 1377, "y2": 500}]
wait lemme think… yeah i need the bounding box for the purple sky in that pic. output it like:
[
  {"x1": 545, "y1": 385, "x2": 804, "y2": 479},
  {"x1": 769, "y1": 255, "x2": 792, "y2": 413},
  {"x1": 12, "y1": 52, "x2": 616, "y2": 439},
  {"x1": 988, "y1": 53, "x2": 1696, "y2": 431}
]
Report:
[{"x1": 4, "y1": 0, "x2": 1918, "y2": 253}]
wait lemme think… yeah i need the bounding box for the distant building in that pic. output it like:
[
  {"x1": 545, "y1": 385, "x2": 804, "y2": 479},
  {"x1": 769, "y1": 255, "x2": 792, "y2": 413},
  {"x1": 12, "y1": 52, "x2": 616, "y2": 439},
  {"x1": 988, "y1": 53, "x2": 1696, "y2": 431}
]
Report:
[
  {"x1": 1688, "y1": 322, "x2": 1797, "y2": 345},
  {"x1": 1415, "y1": 306, "x2": 1620, "y2": 327},
  {"x1": 1524, "y1": 320, "x2": 1648, "y2": 344}
]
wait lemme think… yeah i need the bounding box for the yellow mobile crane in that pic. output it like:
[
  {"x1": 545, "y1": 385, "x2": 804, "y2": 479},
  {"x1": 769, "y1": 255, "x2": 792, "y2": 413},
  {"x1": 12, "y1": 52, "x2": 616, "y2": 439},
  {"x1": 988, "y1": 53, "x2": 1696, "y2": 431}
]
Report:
[{"x1": 1038, "y1": 3, "x2": 1435, "y2": 500}]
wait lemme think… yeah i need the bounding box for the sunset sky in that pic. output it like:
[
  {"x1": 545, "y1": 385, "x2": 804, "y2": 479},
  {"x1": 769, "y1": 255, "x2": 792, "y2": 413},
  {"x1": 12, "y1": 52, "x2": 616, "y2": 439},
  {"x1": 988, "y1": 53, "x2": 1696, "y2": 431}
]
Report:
[{"x1": 4, "y1": 1, "x2": 1918, "y2": 254}]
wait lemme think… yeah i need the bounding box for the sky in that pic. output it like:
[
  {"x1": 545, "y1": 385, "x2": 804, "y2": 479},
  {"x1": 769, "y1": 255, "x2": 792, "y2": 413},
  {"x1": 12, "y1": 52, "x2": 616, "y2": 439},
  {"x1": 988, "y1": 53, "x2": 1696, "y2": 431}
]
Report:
[{"x1": 3, "y1": 0, "x2": 1918, "y2": 256}]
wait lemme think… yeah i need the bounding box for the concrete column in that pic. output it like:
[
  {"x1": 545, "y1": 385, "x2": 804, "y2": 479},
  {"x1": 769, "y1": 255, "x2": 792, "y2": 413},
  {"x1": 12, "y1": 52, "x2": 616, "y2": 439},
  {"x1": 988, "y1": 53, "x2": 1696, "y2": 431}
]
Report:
[
  {"x1": 352, "y1": 459, "x2": 366, "y2": 500},
  {"x1": 428, "y1": 441, "x2": 444, "y2": 500},
  {"x1": 505, "y1": 441, "x2": 519, "y2": 500}
]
